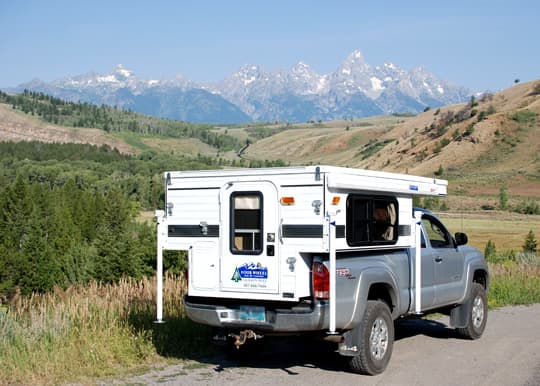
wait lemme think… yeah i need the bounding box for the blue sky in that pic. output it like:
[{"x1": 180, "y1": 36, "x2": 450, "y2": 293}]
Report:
[{"x1": 1, "y1": 0, "x2": 538, "y2": 92}]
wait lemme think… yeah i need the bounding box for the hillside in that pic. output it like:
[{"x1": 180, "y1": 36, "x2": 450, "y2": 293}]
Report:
[
  {"x1": 0, "y1": 103, "x2": 136, "y2": 154},
  {"x1": 1, "y1": 81, "x2": 539, "y2": 211},
  {"x1": 243, "y1": 80, "x2": 540, "y2": 207}
]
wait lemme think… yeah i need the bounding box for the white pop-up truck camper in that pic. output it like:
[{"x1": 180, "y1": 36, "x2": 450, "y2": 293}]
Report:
[{"x1": 155, "y1": 165, "x2": 488, "y2": 375}]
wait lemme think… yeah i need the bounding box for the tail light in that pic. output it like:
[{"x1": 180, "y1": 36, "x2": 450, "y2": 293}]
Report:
[{"x1": 312, "y1": 261, "x2": 329, "y2": 299}]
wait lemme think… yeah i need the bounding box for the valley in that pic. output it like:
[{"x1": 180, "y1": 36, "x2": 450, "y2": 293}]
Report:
[{"x1": 1, "y1": 79, "x2": 539, "y2": 214}]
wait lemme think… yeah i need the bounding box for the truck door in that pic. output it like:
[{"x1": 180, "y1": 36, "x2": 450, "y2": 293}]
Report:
[
  {"x1": 421, "y1": 214, "x2": 464, "y2": 305},
  {"x1": 418, "y1": 231, "x2": 436, "y2": 310},
  {"x1": 219, "y1": 181, "x2": 280, "y2": 294}
]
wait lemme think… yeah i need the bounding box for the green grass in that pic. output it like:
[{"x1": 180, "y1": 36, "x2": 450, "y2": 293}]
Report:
[
  {"x1": 356, "y1": 138, "x2": 395, "y2": 160},
  {"x1": 114, "y1": 132, "x2": 154, "y2": 152},
  {"x1": 510, "y1": 109, "x2": 537, "y2": 124},
  {"x1": 488, "y1": 254, "x2": 540, "y2": 307}
]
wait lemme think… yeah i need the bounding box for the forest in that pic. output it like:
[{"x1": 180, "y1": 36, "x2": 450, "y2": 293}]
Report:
[{"x1": 0, "y1": 140, "x2": 220, "y2": 299}]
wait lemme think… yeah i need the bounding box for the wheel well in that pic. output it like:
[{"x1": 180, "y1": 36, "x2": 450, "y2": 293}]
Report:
[
  {"x1": 473, "y1": 269, "x2": 488, "y2": 289},
  {"x1": 368, "y1": 283, "x2": 394, "y2": 312}
]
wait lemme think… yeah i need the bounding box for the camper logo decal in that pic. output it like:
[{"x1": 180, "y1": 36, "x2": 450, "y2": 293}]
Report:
[
  {"x1": 231, "y1": 262, "x2": 268, "y2": 282},
  {"x1": 231, "y1": 267, "x2": 242, "y2": 282}
]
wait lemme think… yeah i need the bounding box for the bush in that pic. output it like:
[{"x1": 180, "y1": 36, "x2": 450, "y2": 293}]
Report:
[
  {"x1": 499, "y1": 187, "x2": 509, "y2": 210},
  {"x1": 434, "y1": 165, "x2": 444, "y2": 176},
  {"x1": 484, "y1": 240, "x2": 497, "y2": 261},
  {"x1": 523, "y1": 230, "x2": 538, "y2": 253},
  {"x1": 510, "y1": 110, "x2": 537, "y2": 124},
  {"x1": 515, "y1": 199, "x2": 540, "y2": 215}
]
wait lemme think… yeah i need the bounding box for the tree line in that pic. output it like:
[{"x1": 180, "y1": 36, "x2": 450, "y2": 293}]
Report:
[
  {"x1": 0, "y1": 175, "x2": 154, "y2": 298},
  {"x1": 0, "y1": 90, "x2": 243, "y2": 151},
  {"x1": 0, "y1": 141, "x2": 225, "y2": 299},
  {"x1": 0, "y1": 140, "x2": 289, "y2": 300}
]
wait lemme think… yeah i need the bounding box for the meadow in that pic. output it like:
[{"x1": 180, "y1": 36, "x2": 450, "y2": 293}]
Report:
[
  {"x1": 439, "y1": 212, "x2": 539, "y2": 251},
  {"x1": 0, "y1": 213, "x2": 538, "y2": 385}
]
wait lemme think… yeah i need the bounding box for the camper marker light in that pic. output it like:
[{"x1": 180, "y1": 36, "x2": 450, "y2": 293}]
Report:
[
  {"x1": 280, "y1": 196, "x2": 295, "y2": 205},
  {"x1": 331, "y1": 196, "x2": 340, "y2": 205}
]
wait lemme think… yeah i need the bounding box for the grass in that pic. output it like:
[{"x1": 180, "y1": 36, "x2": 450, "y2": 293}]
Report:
[
  {"x1": 114, "y1": 131, "x2": 154, "y2": 152},
  {"x1": 488, "y1": 253, "x2": 540, "y2": 307},
  {"x1": 439, "y1": 212, "x2": 539, "y2": 251},
  {"x1": 0, "y1": 274, "x2": 212, "y2": 385}
]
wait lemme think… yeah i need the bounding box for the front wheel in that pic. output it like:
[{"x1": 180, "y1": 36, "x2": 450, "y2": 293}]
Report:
[
  {"x1": 457, "y1": 282, "x2": 488, "y2": 339},
  {"x1": 347, "y1": 300, "x2": 394, "y2": 375}
]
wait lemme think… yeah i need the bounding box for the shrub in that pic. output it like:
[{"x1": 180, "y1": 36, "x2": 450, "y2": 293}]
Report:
[
  {"x1": 484, "y1": 240, "x2": 497, "y2": 261},
  {"x1": 422, "y1": 197, "x2": 440, "y2": 210},
  {"x1": 463, "y1": 123, "x2": 475, "y2": 136},
  {"x1": 523, "y1": 230, "x2": 538, "y2": 253},
  {"x1": 515, "y1": 199, "x2": 540, "y2": 215},
  {"x1": 477, "y1": 111, "x2": 486, "y2": 122},
  {"x1": 499, "y1": 186, "x2": 509, "y2": 210},
  {"x1": 510, "y1": 110, "x2": 537, "y2": 124}
]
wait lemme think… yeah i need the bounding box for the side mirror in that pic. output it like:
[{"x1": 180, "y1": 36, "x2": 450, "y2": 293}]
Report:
[{"x1": 455, "y1": 232, "x2": 468, "y2": 246}]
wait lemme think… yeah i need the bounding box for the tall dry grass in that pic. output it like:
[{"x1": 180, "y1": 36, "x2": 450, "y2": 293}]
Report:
[
  {"x1": 1, "y1": 252, "x2": 538, "y2": 384},
  {"x1": 0, "y1": 273, "x2": 211, "y2": 385}
]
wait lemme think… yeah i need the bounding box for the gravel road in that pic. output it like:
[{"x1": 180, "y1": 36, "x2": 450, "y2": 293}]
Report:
[{"x1": 118, "y1": 304, "x2": 540, "y2": 386}]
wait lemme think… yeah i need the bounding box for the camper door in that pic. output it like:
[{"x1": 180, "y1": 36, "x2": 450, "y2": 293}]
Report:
[{"x1": 220, "y1": 181, "x2": 279, "y2": 294}]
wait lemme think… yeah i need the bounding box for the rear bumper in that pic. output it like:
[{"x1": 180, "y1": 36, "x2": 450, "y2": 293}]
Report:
[{"x1": 184, "y1": 296, "x2": 329, "y2": 333}]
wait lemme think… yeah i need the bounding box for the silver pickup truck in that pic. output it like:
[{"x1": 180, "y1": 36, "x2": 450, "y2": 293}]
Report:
[{"x1": 156, "y1": 166, "x2": 489, "y2": 375}]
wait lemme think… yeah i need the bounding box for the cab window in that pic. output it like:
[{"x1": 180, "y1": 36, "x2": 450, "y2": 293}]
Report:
[{"x1": 422, "y1": 215, "x2": 453, "y2": 248}]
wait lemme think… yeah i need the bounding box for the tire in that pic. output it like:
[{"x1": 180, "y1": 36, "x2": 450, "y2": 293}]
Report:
[
  {"x1": 457, "y1": 282, "x2": 488, "y2": 340},
  {"x1": 348, "y1": 300, "x2": 394, "y2": 375}
]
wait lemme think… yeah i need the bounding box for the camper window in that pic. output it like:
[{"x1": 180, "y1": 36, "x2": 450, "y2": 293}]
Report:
[
  {"x1": 346, "y1": 195, "x2": 398, "y2": 246},
  {"x1": 231, "y1": 192, "x2": 263, "y2": 254}
]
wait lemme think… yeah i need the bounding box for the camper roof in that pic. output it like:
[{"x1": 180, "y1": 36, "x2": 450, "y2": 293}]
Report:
[{"x1": 165, "y1": 165, "x2": 447, "y2": 197}]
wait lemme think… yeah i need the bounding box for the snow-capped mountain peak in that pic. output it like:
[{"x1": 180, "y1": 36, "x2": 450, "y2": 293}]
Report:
[
  {"x1": 12, "y1": 49, "x2": 470, "y2": 123},
  {"x1": 112, "y1": 64, "x2": 134, "y2": 79}
]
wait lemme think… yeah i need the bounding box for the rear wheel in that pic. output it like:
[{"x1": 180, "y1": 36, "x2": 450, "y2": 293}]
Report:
[
  {"x1": 457, "y1": 283, "x2": 488, "y2": 339},
  {"x1": 348, "y1": 300, "x2": 394, "y2": 375}
]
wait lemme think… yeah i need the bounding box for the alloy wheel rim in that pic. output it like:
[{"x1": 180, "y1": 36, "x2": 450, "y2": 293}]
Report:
[
  {"x1": 370, "y1": 317, "x2": 389, "y2": 360},
  {"x1": 472, "y1": 295, "x2": 485, "y2": 328}
]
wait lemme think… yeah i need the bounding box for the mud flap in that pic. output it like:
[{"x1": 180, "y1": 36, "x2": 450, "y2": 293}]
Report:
[
  {"x1": 338, "y1": 324, "x2": 363, "y2": 357},
  {"x1": 450, "y1": 296, "x2": 472, "y2": 328}
]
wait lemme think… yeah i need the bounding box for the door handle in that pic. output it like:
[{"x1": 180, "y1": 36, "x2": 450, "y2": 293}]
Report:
[{"x1": 435, "y1": 256, "x2": 443, "y2": 263}]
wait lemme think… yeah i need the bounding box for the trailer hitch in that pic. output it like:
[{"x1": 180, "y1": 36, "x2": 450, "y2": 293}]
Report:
[{"x1": 229, "y1": 330, "x2": 263, "y2": 349}]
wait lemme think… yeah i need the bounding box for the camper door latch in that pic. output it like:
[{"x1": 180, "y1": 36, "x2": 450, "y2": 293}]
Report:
[
  {"x1": 199, "y1": 221, "x2": 208, "y2": 236},
  {"x1": 166, "y1": 202, "x2": 174, "y2": 216},
  {"x1": 286, "y1": 257, "x2": 296, "y2": 272}
]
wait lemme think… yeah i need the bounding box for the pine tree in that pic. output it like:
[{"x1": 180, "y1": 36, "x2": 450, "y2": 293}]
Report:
[
  {"x1": 499, "y1": 186, "x2": 509, "y2": 210},
  {"x1": 523, "y1": 230, "x2": 538, "y2": 253}
]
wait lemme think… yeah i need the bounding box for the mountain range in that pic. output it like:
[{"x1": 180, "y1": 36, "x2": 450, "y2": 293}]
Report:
[{"x1": 8, "y1": 50, "x2": 471, "y2": 123}]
